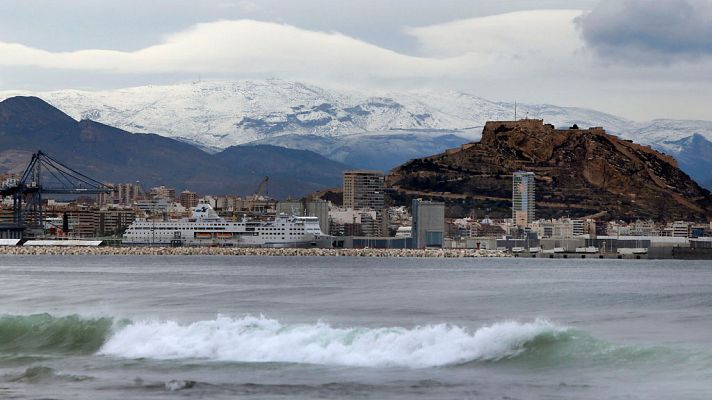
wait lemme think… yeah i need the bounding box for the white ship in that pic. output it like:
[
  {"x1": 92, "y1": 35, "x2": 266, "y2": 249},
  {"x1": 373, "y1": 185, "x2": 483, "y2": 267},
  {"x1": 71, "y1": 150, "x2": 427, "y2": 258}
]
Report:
[{"x1": 122, "y1": 202, "x2": 330, "y2": 248}]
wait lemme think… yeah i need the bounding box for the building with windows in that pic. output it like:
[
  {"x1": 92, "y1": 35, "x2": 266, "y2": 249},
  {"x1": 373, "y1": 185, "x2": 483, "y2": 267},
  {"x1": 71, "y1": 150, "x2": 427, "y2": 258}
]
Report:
[
  {"x1": 512, "y1": 171, "x2": 536, "y2": 227},
  {"x1": 96, "y1": 209, "x2": 136, "y2": 237},
  {"x1": 342, "y1": 170, "x2": 387, "y2": 235},
  {"x1": 664, "y1": 221, "x2": 692, "y2": 238},
  {"x1": 135, "y1": 198, "x2": 170, "y2": 215},
  {"x1": 343, "y1": 170, "x2": 385, "y2": 209},
  {"x1": 98, "y1": 183, "x2": 142, "y2": 207},
  {"x1": 179, "y1": 190, "x2": 199, "y2": 209},
  {"x1": 329, "y1": 208, "x2": 380, "y2": 237},
  {"x1": 411, "y1": 199, "x2": 445, "y2": 248},
  {"x1": 64, "y1": 208, "x2": 99, "y2": 238},
  {"x1": 150, "y1": 185, "x2": 176, "y2": 202}
]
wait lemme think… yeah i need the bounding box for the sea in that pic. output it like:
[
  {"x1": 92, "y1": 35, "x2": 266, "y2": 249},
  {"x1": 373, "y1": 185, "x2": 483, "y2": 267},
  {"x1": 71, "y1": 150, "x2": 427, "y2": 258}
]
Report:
[{"x1": 0, "y1": 255, "x2": 710, "y2": 399}]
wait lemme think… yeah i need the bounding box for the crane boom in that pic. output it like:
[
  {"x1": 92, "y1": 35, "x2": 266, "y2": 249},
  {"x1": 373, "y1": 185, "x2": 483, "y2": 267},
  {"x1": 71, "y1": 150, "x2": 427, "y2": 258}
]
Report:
[
  {"x1": 254, "y1": 176, "x2": 269, "y2": 197},
  {"x1": 0, "y1": 150, "x2": 112, "y2": 237}
]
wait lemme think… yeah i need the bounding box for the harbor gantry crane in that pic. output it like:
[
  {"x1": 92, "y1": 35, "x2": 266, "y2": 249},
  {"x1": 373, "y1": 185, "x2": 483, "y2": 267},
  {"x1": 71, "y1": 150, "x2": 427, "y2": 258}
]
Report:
[
  {"x1": 253, "y1": 176, "x2": 269, "y2": 199},
  {"x1": 0, "y1": 151, "x2": 113, "y2": 238}
]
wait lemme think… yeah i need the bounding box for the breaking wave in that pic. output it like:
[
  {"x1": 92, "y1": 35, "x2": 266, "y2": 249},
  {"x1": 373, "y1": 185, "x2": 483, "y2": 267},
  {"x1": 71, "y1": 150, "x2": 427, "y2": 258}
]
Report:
[
  {"x1": 98, "y1": 315, "x2": 567, "y2": 368},
  {"x1": 2, "y1": 313, "x2": 692, "y2": 369}
]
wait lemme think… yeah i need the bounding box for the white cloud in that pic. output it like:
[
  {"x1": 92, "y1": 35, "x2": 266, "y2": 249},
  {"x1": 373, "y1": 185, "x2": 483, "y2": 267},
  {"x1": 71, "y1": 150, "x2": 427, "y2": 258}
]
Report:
[
  {"x1": 0, "y1": 12, "x2": 586, "y2": 90},
  {"x1": 403, "y1": 10, "x2": 588, "y2": 82},
  {"x1": 406, "y1": 10, "x2": 582, "y2": 58},
  {"x1": 0, "y1": 20, "x2": 459, "y2": 83},
  {"x1": 0, "y1": 13, "x2": 588, "y2": 81},
  {"x1": 0, "y1": 11, "x2": 711, "y2": 120}
]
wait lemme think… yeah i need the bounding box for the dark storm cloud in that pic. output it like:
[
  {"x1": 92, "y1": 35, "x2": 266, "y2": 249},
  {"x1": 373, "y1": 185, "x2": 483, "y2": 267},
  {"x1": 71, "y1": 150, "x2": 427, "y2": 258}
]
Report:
[{"x1": 578, "y1": 0, "x2": 712, "y2": 63}]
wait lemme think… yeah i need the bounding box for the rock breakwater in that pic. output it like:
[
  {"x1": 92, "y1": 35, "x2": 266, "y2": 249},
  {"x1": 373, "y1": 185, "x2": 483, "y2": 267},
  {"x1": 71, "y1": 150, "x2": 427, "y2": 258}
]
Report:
[{"x1": 0, "y1": 246, "x2": 509, "y2": 258}]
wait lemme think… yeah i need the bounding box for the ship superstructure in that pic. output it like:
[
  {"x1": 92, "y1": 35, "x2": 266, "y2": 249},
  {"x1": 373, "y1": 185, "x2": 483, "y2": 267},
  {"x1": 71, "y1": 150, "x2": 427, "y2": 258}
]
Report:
[{"x1": 122, "y1": 202, "x2": 329, "y2": 247}]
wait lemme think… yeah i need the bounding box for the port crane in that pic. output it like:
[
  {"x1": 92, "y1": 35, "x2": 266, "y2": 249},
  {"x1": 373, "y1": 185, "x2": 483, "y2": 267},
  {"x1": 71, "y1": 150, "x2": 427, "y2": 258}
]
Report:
[
  {"x1": 253, "y1": 176, "x2": 269, "y2": 198},
  {"x1": 0, "y1": 150, "x2": 112, "y2": 238}
]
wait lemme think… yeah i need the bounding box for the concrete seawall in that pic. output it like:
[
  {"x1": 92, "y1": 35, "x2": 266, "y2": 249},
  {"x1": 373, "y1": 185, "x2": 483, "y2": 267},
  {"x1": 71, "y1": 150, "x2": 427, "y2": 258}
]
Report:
[{"x1": 0, "y1": 246, "x2": 510, "y2": 258}]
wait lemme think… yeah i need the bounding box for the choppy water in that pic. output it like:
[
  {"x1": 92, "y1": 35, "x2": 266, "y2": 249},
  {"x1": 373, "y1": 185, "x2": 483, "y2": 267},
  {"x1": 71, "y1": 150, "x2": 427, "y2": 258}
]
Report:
[{"x1": 0, "y1": 256, "x2": 711, "y2": 399}]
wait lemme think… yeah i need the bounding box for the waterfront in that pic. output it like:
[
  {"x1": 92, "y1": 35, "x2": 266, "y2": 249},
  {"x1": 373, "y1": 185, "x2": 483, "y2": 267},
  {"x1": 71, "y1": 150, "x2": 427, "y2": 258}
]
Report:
[{"x1": 0, "y1": 256, "x2": 711, "y2": 399}]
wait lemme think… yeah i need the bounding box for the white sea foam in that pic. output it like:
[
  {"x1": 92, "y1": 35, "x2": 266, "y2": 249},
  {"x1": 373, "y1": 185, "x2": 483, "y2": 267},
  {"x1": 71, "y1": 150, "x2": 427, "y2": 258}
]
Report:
[{"x1": 98, "y1": 316, "x2": 565, "y2": 368}]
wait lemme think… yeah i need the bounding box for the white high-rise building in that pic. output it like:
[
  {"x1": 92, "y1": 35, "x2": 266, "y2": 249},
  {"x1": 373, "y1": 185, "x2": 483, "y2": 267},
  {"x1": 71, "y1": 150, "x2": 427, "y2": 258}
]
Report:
[{"x1": 512, "y1": 171, "x2": 536, "y2": 227}]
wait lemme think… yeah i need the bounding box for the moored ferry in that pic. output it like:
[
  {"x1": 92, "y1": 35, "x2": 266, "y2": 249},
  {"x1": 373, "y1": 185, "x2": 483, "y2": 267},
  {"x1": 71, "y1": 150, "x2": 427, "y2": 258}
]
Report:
[{"x1": 122, "y1": 202, "x2": 330, "y2": 247}]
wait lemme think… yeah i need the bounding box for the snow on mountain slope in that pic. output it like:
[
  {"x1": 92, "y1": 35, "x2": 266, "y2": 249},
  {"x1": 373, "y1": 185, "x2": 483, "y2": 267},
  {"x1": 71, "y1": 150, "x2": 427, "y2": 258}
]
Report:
[
  {"x1": 630, "y1": 119, "x2": 712, "y2": 148},
  {"x1": 1, "y1": 80, "x2": 474, "y2": 148},
  {"x1": 1, "y1": 80, "x2": 711, "y2": 150}
]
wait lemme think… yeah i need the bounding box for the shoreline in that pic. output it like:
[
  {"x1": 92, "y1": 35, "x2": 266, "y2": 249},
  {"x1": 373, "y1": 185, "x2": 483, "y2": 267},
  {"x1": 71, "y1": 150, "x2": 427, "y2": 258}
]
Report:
[{"x1": 0, "y1": 246, "x2": 510, "y2": 258}]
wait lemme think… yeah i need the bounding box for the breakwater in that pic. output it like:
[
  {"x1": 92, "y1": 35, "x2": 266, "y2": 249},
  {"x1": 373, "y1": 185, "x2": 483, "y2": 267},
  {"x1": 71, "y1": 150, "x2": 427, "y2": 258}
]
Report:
[{"x1": 0, "y1": 246, "x2": 509, "y2": 258}]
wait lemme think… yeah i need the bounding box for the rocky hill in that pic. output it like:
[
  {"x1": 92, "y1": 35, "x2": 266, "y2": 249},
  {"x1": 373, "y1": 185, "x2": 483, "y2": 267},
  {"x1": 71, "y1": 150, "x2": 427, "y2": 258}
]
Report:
[
  {"x1": 387, "y1": 120, "x2": 712, "y2": 221},
  {"x1": 0, "y1": 96, "x2": 350, "y2": 198}
]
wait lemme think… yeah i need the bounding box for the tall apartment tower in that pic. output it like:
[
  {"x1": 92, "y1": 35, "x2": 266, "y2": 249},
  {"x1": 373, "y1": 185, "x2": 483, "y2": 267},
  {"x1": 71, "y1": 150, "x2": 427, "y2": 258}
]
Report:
[
  {"x1": 343, "y1": 170, "x2": 387, "y2": 236},
  {"x1": 343, "y1": 170, "x2": 385, "y2": 209},
  {"x1": 512, "y1": 171, "x2": 536, "y2": 227},
  {"x1": 98, "y1": 183, "x2": 142, "y2": 207}
]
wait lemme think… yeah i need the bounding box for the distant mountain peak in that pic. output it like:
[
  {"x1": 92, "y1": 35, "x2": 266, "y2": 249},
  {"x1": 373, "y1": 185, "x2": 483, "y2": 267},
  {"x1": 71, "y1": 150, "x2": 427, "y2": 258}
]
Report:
[
  {"x1": 0, "y1": 96, "x2": 77, "y2": 132},
  {"x1": 0, "y1": 96, "x2": 68, "y2": 118}
]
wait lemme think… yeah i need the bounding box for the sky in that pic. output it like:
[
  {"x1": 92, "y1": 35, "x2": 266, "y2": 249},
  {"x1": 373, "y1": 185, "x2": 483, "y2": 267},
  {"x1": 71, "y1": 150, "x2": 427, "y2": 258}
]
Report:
[{"x1": 0, "y1": 0, "x2": 710, "y2": 121}]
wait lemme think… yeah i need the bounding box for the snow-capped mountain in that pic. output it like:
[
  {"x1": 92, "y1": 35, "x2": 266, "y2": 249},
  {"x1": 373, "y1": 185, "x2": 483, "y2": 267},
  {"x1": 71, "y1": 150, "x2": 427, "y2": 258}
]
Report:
[
  {"x1": 2, "y1": 79, "x2": 712, "y2": 189},
  {"x1": 5, "y1": 79, "x2": 708, "y2": 150},
  {"x1": 4, "y1": 80, "x2": 484, "y2": 149}
]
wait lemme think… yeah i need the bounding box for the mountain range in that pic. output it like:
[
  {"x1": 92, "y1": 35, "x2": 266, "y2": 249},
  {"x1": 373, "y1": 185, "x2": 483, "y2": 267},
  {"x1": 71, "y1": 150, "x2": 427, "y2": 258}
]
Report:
[
  {"x1": 2, "y1": 80, "x2": 711, "y2": 189},
  {"x1": 0, "y1": 97, "x2": 349, "y2": 198}
]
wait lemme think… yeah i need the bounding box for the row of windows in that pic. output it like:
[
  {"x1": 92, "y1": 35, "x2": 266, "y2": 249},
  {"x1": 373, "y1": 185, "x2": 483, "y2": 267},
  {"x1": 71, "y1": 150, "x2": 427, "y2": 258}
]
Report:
[
  {"x1": 129, "y1": 225, "x2": 317, "y2": 233},
  {"x1": 130, "y1": 226, "x2": 226, "y2": 230}
]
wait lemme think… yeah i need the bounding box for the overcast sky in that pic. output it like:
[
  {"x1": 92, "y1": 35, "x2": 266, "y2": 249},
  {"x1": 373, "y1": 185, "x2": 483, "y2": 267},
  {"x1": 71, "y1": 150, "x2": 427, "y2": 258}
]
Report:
[{"x1": 0, "y1": 0, "x2": 710, "y2": 121}]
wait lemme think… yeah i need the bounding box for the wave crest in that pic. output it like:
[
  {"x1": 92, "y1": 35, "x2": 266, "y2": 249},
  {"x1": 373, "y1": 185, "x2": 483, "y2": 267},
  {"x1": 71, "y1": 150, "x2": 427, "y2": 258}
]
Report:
[
  {"x1": 0, "y1": 313, "x2": 114, "y2": 355},
  {"x1": 99, "y1": 316, "x2": 566, "y2": 368}
]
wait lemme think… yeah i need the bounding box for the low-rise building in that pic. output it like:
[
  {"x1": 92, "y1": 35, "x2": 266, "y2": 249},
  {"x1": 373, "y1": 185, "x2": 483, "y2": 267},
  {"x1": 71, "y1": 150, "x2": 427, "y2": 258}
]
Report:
[
  {"x1": 664, "y1": 221, "x2": 692, "y2": 238},
  {"x1": 329, "y1": 208, "x2": 380, "y2": 237}
]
